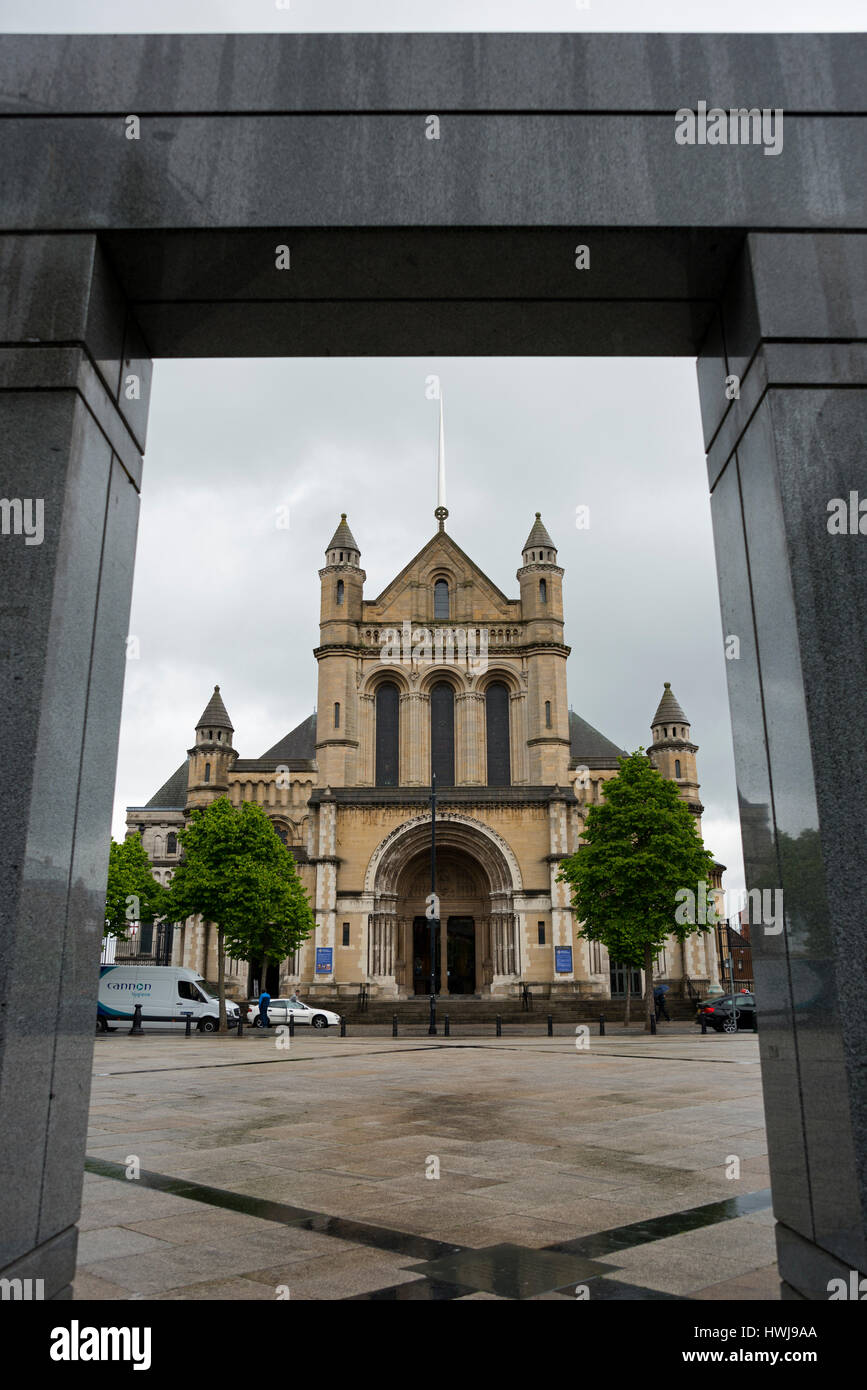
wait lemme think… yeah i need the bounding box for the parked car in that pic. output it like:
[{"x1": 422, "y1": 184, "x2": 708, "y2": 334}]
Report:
[
  {"x1": 246, "y1": 996, "x2": 340, "y2": 1029},
  {"x1": 696, "y1": 991, "x2": 757, "y2": 1033}
]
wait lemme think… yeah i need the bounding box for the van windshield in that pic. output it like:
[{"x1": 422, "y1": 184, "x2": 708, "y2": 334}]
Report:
[{"x1": 198, "y1": 980, "x2": 219, "y2": 1000}]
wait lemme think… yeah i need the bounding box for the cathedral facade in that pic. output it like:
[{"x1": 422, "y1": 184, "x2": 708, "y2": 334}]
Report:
[{"x1": 127, "y1": 510, "x2": 723, "y2": 1002}]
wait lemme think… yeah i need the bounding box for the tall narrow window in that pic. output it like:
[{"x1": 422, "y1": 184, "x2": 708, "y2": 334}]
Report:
[
  {"x1": 166, "y1": 833, "x2": 177, "y2": 856},
  {"x1": 336, "y1": 579, "x2": 344, "y2": 606},
  {"x1": 375, "y1": 682, "x2": 399, "y2": 786},
  {"x1": 334, "y1": 701, "x2": 340, "y2": 729},
  {"x1": 430, "y1": 681, "x2": 455, "y2": 786},
  {"x1": 675, "y1": 758, "x2": 682, "y2": 778},
  {"x1": 434, "y1": 579, "x2": 449, "y2": 620},
  {"x1": 545, "y1": 701, "x2": 552, "y2": 728},
  {"x1": 539, "y1": 577, "x2": 547, "y2": 603},
  {"x1": 204, "y1": 762, "x2": 211, "y2": 783},
  {"x1": 485, "y1": 681, "x2": 511, "y2": 786}
]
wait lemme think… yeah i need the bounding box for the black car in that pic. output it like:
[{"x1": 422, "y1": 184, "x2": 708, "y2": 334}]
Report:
[{"x1": 696, "y1": 991, "x2": 757, "y2": 1033}]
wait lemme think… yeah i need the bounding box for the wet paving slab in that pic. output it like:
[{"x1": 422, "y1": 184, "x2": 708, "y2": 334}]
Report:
[{"x1": 77, "y1": 1032, "x2": 777, "y2": 1300}]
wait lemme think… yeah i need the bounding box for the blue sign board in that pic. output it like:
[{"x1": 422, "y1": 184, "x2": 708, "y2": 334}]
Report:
[
  {"x1": 554, "y1": 946, "x2": 573, "y2": 974},
  {"x1": 315, "y1": 947, "x2": 333, "y2": 975}
]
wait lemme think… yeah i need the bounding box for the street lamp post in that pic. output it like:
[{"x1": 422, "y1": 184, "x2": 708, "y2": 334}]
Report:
[{"x1": 429, "y1": 773, "x2": 438, "y2": 1036}]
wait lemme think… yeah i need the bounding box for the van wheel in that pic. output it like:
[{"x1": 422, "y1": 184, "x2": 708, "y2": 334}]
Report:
[
  {"x1": 199, "y1": 1017, "x2": 218, "y2": 1033},
  {"x1": 311, "y1": 1015, "x2": 328, "y2": 1029}
]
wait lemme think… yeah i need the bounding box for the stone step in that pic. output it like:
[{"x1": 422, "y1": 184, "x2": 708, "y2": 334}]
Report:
[{"x1": 302, "y1": 995, "x2": 697, "y2": 1023}]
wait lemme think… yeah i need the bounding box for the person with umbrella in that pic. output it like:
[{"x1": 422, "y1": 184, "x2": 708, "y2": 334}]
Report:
[{"x1": 653, "y1": 981, "x2": 671, "y2": 1022}]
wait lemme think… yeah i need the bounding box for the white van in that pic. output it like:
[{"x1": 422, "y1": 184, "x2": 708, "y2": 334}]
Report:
[{"x1": 97, "y1": 964, "x2": 240, "y2": 1033}]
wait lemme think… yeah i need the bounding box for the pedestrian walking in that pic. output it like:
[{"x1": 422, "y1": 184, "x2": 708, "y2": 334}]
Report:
[
  {"x1": 653, "y1": 983, "x2": 671, "y2": 1022},
  {"x1": 258, "y1": 990, "x2": 272, "y2": 1027}
]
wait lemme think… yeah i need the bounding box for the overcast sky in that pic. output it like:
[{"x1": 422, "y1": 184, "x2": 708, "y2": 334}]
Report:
[
  {"x1": 9, "y1": 1, "x2": 863, "y2": 898},
  {"x1": 111, "y1": 355, "x2": 750, "y2": 893}
]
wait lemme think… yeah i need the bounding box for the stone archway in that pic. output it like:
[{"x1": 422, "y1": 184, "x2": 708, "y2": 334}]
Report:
[{"x1": 366, "y1": 812, "x2": 522, "y2": 997}]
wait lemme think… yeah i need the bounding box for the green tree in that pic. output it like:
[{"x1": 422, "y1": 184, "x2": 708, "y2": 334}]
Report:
[
  {"x1": 104, "y1": 835, "x2": 167, "y2": 941},
  {"x1": 558, "y1": 751, "x2": 719, "y2": 1031},
  {"x1": 167, "y1": 797, "x2": 314, "y2": 1030}
]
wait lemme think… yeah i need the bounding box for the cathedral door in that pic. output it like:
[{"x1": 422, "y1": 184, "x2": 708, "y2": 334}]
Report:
[
  {"x1": 447, "y1": 917, "x2": 476, "y2": 994},
  {"x1": 413, "y1": 916, "x2": 441, "y2": 995}
]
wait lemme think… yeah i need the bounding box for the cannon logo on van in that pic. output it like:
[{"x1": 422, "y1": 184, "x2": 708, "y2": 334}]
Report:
[{"x1": 106, "y1": 981, "x2": 152, "y2": 992}]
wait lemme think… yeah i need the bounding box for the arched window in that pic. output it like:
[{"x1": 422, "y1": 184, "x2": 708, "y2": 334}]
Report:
[
  {"x1": 375, "y1": 683, "x2": 399, "y2": 787},
  {"x1": 204, "y1": 762, "x2": 211, "y2": 783},
  {"x1": 430, "y1": 682, "x2": 455, "y2": 786},
  {"x1": 273, "y1": 823, "x2": 289, "y2": 845},
  {"x1": 166, "y1": 833, "x2": 177, "y2": 856},
  {"x1": 545, "y1": 701, "x2": 552, "y2": 729},
  {"x1": 336, "y1": 579, "x2": 344, "y2": 605},
  {"x1": 434, "y1": 579, "x2": 449, "y2": 620},
  {"x1": 334, "y1": 701, "x2": 340, "y2": 728},
  {"x1": 485, "y1": 682, "x2": 511, "y2": 786},
  {"x1": 675, "y1": 759, "x2": 682, "y2": 778},
  {"x1": 539, "y1": 577, "x2": 547, "y2": 603}
]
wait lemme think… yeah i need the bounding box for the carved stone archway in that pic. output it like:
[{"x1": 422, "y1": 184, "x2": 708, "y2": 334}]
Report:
[{"x1": 365, "y1": 812, "x2": 523, "y2": 996}]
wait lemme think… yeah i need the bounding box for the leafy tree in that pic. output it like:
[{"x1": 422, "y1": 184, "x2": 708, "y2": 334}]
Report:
[
  {"x1": 167, "y1": 797, "x2": 314, "y2": 1030},
  {"x1": 558, "y1": 750, "x2": 719, "y2": 1031},
  {"x1": 104, "y1": 835, "x2": 167, "y2": 941}
]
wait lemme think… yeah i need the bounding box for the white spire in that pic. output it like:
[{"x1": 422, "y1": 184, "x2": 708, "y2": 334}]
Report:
[{"x1": 435, "y1": 390, "x2": 449, "y2": 532}]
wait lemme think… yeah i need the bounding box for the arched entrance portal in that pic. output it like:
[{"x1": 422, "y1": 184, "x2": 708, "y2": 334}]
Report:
[
  {"x1": 400, "y1": 847, "x2": 486, "y2": 995},
  {"x1": 366, "y1": 814, "x2": 522, "y2": 997}
]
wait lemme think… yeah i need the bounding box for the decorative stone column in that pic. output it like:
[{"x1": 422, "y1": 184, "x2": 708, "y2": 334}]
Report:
[
  {"x1": 456, "y1": 690, "x2": 485, "y2": 784},
  {"x1": 399, "y1": 690, "x2": 429, "y2": 785},
  {"x1": 357, "y1": 692, "x2": 375, "y2": 785},
  {"x1": 509, "y1": 690, "x2": 529, "y2": 783}
]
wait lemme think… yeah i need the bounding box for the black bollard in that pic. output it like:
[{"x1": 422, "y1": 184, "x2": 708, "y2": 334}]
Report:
[
  {"x1": 547, "y1": 1014, "x2": 553, "y2": 1037},
  {"x1": 753, "y1": 1012, "x2": 758, "y2": 1033},
  {"x1": 599, "y1": 1014, "x2": 606, "y2": 1036},
  {"x1": 444, "y1": 1015, "x2": 450, "y2": 1036},
  {"x1": 130, "y1": 1004, "x2": 144, "y2": 1036},
  {"x1": 184, "y1": 1014, "x2": 191, "y2": 1038},
  {"x1": 289, "y1": 1012, "x2": 295, "y2": 1039},
  {"x1": 496, "y1": 1014, "x2": 502, "y2": 1037},
  {"x1": 340, "y1": 1016, "x2": 346, "y2": 1037},
  {"x1": 701, "y1": 1015, "x2": 707, "y2": 1034},
  {"x1": 650, "y1": 1012, "x2": 657, "y2": 1035},
  {"x1": 237, "y1": 1011, "x2": 244, "y2": 1037},
  {"x1": 392, "y1": 1014, "x2": 398, "y2": 1037}
]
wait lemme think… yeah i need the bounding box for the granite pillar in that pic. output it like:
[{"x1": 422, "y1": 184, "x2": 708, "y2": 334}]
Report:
[
  {"x1": 698, "y1": 232, "x2": 867, "y2": 1298},
  {"x1": 0, "y1": 234, "x2": 148, "y2": 1298}
]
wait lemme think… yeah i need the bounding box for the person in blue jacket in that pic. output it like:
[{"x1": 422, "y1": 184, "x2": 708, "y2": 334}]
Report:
[{"x1": 258, "y1": 990, "x2": 272, "y2": 1027}]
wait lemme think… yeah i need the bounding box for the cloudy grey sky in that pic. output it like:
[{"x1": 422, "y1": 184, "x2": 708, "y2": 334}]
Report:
[
  {"x1": 8, "y1": 0, "x2": 862, "y2": 896},
  {"x1": 114, "y1": 355, "x2": 748, "y2": 890}
]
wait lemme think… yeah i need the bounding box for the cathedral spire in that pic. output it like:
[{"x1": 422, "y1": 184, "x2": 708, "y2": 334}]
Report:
[{"x1": 434, "y1": 391, "x2": 449, "y2": 533}]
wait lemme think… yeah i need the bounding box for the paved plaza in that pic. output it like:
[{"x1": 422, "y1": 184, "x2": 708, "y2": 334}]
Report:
[{"x1": 74, "y1": 1027, "x2": 778, "y2": 1301}]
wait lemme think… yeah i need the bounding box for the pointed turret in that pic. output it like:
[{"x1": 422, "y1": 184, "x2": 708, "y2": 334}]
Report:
[
  {"x1": 325, "y1": 513, "x2": 360, "y2": 566},
  {"x1": 651, "y1": 681, "x2": 689, "y2": 731},
  {"x1": 186, "y1": 685, "x2": 238, "y2": 811},
  {"x1": 195, "y1": 684, "x2": 234, "y2": 735},
  {"x1": 318, "y1": 515, "x2": 366, "y2": 786},
  {"x1": 522, "y1": 511, "x2": 557, "y2": 564},
  {"x1": 516, "y1": 512, "x2": 568, "y2": 784},
  {"x1": 648, "y1": 682, "x2": 703, "y2": 824}
]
